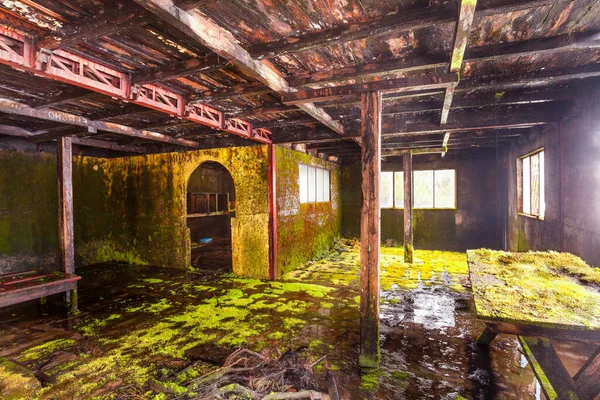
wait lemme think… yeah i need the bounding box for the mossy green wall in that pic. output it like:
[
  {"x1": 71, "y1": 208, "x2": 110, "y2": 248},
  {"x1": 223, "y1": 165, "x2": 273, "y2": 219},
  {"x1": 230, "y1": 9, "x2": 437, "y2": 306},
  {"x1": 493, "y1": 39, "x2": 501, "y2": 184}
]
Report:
[
  {"x1": 275, "y1": 146, "x2": 341, "y2": 275},
  {"x1": 0, "y1": 146, "x2": 270, "y2": 278},
  {"x1": 74, "y1": 146, "x2": 270, "y2": 278},
  {"x1": 0, "y1": 151, "x2": 59, "y2": 274}
]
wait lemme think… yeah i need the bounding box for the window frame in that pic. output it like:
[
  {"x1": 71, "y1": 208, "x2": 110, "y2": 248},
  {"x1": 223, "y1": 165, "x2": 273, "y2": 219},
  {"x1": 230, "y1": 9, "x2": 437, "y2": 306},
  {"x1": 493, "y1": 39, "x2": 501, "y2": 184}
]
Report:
[
  {"x1": 517, "y1": 148, "x2": 545, "y2": 220},
  {"x1": 299, "y1": 163, "x2": 331, "y2": 204},
  {"x1": 380, "y1": 169, "x2": 457, "y2": 210}
]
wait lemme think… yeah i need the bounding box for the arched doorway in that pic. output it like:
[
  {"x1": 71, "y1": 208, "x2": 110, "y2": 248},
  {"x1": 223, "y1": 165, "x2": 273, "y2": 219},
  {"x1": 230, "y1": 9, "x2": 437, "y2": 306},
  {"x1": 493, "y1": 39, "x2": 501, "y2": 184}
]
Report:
[{"x1": 186, "y1": 161, "x2": 235, "y2": 272}]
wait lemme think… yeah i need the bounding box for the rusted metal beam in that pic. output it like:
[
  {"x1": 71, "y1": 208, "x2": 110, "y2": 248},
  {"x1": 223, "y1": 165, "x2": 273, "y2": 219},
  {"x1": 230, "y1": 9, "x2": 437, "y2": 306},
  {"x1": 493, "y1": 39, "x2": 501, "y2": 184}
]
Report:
[
  {"x1": 283, "y1": 74, "x2": 458, "y2": 105},
  {"x1": 132, "y1": 0, "x2": 344, "y2": 135},
  {"x1": 174, "y1": 0, "x2": 220, "y2": 11},
  {"x1": 0, "y1": 98, "x2": 200, "y2": 147},
  {"x1": 359, "y1": 91, "x2": 381, "y2": 368}
]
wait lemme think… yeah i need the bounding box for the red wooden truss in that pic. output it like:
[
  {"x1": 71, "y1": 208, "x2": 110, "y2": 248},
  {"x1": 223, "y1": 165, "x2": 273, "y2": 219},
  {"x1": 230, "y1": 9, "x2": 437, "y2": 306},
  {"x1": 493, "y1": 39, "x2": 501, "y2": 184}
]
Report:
[{"x1": 0, "y1": 27, "x2": 272, "y2": 144}]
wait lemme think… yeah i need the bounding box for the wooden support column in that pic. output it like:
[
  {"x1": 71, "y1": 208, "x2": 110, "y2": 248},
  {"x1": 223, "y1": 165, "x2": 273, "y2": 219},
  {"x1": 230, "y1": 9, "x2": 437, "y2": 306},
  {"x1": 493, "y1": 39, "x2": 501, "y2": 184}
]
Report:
[
  {"x1": 403, "y1": 154, "x2": 414, "y2": 263},
  {"x1": 359, "y1": 91, "x2": 381, "y2": 368},
  {"x1": 268, "y1": 143, "x2": 278, "y2": 281},
  {"x1": 57, "y1": 136, "x2": 77, "y2": 313}
]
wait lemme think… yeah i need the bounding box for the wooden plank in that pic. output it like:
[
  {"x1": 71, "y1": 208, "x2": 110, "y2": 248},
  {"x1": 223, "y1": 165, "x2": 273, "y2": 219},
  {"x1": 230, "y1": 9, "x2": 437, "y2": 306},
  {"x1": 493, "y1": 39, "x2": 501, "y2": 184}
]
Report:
[
  {"x1": 450, "y1": 0, "x2": 478, "y2": 72},
  {"x1": 248, "y1": 0, "x2": 551, "y2": 59},
  {"x1": 71, "y1": 137, "x2": 146, "y2": 154},
  {"x1": 0, "y1": 98, "x2": 200, "y2": 147},
  {"x1": 287, "y1": 55, "x2": 448, "y2": 87},
  {"x1": 131, "y1": 0, "x2": 344, "y2": 135},
  {"x1": 174, "y1": 0, "x2": 219, "y2": 11},
  {"x1": 403, "y1": 153, "x2": 413, "y2": 263},
  {"x1": 132, "y1": 54, "x2": 225, "y2": 85},
  {"x1": 441, "y1": 132, "x2": 451, "y2": 157},
  {"x1": 476, "y1": 326, "x2": 498, "y2": 345},
  {"x1": 268, "y1": 143, "x2": 278, "y2": 281},
  {"x1": 440, "y1": 84, "x2": 456, "y2": 125},
  {"x1": 58, "y1": 136, "x2": 78, "y2": 313},
  {"x1": 518, "y1": 336, "x2": 584, "y2": 400},
  {"x1": 39, "y1": 9, "x2": 153, "y2": 50},
  {"x1": 282, "y1": 74, "x2": 457, "y2": 105},
  {"x1": 286, "y1": 32, "x2": 600, "y2": 88},
  {"x1": 359, "y1": 91, "x2": 381, "y2": 368},
  {"x1": 57, "y1": 136, "x2": 75, "y2": 277},
  {"x1": 0, "y1": 277, "x2": 79, "y2": 308},
  {"x1": 573, "y1": 346, "x2": 600, "y2": 399}
]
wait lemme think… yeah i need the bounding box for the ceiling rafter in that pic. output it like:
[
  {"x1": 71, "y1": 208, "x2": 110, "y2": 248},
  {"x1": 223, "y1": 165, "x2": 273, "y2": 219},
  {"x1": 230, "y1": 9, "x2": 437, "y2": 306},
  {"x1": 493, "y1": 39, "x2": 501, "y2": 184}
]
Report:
[
  {"x1": 131, "y1": 0, "x2": 345, "y2": 136},
  {"x1": 0, "y1": 26, "x2": 273, "y2": 143}
]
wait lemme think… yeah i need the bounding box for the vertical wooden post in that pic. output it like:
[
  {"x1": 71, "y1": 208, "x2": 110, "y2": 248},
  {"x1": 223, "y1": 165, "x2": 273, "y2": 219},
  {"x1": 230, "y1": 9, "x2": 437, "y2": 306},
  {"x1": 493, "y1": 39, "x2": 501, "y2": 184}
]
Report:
[
  {"x1": 359, "y1": 91, "x2": 381, "y2": 368},
  {"x1": 268, "y1": 143, "x2": 278, "y2": 281},
  {"x1": 403, "y1": 153, "x2": 414, "y2": 263},
  {"x1": 58, "y1": 136, "x2": 77, "y2": 312}
]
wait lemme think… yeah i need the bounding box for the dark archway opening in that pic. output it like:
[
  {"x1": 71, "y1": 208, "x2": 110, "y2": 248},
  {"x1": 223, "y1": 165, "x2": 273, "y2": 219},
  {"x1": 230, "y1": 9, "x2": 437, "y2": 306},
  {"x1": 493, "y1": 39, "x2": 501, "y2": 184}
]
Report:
[{"x1": 187, "y1": 161, "x2": 235, "y2": 272}]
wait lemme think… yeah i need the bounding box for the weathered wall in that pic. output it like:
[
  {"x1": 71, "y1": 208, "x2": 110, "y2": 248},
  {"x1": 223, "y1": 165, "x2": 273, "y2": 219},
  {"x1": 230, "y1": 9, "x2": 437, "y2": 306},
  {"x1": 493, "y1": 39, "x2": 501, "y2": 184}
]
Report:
[
  {"x1": 0, "y1": 146, "x2": 270, "y2": 278},
  {"x1": 275, "y1": 146, "x2": 341, "y2": 275},
  {"x1": 74, "y1": 146, "x2": 270, "y2": 278},
  {"x1": 504, "y1": 99, "x2": 600, "y2": 267},
  {"x1": 0, "y1": 151, "x2": 58, "y2": 274},
  {"x1": 341, "y1": 150, "x2": 499, "y2": 250},
  {"x1": 502, "y1": 127, "x2": 562, "y2": 253}
]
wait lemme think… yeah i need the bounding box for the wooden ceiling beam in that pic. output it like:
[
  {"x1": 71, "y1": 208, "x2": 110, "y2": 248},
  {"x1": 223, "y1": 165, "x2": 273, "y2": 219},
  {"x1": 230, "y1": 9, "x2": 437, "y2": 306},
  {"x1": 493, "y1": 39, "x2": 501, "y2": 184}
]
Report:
[
  {"x1": 132, "y1": 0, "x2": 345, "y2": 136},
  {"x1": 189, "y1": 81, "x2": 272, "y2": 102},
  {"x1": 282, "y1": 74, "x2": 457, "y2": 105},
  {"x1": 0, "y1": 98, "x2": 200, "y2": 147},
  {"x1": 174, "y1": 0, "x2": 220, "y2": 11},
  {"x1": 441, "y1": 0, "x2": 477, "y2": 125},
  {"x1": 287, "y1": 31, "x2": 600, "y2": 89},
  {"x1": 31, "y1": 87, "x2": 93, "y2": 108},
  {"x1": 132, "y1": 54, "x2": 225, "y2": 85},
  {"x1": 0, "y1": 122, "x2": 146, "y2": 153},
  {"x1": 248, "y1": 0, "x2": 551, "y2": 59},
  {"x1": 38, "y1": 8, "x2": 153, "y2": 50}
]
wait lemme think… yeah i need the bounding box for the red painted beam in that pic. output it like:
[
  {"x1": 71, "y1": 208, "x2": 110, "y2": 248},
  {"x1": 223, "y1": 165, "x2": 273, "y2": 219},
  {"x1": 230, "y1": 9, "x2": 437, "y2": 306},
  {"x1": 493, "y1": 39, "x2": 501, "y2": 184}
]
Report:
[{"x1": 0, "y1": 27, "x2": 271, "y2": 144}]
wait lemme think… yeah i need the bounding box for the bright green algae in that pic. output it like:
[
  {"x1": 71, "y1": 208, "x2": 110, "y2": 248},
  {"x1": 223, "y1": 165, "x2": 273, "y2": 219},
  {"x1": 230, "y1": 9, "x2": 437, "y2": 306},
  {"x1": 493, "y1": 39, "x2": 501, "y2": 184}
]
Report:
[
  {"x1": 468, "y1": 249, "x2": 600, "y2": 329},
  {"x1": 4, "y1": 243, "x2": 474, "y2": 398}
]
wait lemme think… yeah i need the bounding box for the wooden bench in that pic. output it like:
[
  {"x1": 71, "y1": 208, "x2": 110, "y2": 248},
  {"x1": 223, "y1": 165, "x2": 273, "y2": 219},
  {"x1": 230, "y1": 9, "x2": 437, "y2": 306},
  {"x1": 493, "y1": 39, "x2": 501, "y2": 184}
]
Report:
[
  {"x1": 467, "y1": 249, "x2": 600, "y2": 400},
  {"x1": 0, "y1": 270, "x2": 80, "y2": 311}
]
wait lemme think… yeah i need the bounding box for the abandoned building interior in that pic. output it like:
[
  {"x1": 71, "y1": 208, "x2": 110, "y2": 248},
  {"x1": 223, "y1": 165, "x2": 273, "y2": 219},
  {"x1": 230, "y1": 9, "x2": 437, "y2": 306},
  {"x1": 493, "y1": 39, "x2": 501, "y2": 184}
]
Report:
[{"x1": 0, "y1": 0, "x2": 599, "y2": 398}]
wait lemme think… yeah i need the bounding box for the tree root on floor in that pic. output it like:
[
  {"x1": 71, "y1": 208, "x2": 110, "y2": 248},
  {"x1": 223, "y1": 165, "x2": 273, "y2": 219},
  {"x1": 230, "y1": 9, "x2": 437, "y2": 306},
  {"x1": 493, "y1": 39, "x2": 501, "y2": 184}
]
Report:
[{"x1": 173, "y1": 346, "x2": 335, "y2": 400}]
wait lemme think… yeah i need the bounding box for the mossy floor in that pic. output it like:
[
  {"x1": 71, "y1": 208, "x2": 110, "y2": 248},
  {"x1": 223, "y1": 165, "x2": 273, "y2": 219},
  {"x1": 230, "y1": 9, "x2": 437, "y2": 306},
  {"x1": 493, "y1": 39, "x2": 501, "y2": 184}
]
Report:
[{"x1": 0, "y1": 241, "x2": 586, "y2": 399}]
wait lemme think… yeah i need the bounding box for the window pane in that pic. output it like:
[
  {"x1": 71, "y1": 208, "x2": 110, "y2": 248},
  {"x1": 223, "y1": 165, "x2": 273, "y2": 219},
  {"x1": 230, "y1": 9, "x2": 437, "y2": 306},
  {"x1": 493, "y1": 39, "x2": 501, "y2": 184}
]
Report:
[
  {"x1": 380, "y1": 171, "x2": 393, "y2": 208},
  {"x1": 307, "y1": 166, "x2": 316, "y2": 203},
  {"x1": 324, "y1": 170, "x2": 330, "y2": 201},
  {"x1": 316, "y1": 168, "x2": 324, "y2": 202},
  {"x1": 539, "y1": 151, "x2": 545, "y2": 218},
  {"x1": 522, "y1": 157, "x2": 531, "y2": 214},
  {"x1": 531, "y1": 153, "x2": 540, "y2": 216},
  {"x1": 394, "y1": 171, "x2": 404, "y2": 208},
  {"x1": 299, "y1": 164, "x2": 308, "y2": 203},
  {"x1": 414, "y1": 170, "x2": 434, "y2": 208},
  {"x1": 434, "y1": 170, "x2": 456, "y2": 208}
]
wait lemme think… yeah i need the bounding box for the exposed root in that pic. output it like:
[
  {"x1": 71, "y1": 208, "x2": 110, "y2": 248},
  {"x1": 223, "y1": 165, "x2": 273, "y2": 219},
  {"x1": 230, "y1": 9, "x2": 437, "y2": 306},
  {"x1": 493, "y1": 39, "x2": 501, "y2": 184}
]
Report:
[{"x1": 174, "y1": 346, "x2": 334, "y2": 400}]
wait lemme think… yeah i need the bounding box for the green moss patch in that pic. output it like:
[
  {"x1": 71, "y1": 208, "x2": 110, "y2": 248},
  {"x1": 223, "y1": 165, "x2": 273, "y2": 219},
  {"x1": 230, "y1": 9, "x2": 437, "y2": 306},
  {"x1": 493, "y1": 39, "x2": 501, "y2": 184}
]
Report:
[{"x1": 468, "y1": 249, "x2": 600, "y2": 329}]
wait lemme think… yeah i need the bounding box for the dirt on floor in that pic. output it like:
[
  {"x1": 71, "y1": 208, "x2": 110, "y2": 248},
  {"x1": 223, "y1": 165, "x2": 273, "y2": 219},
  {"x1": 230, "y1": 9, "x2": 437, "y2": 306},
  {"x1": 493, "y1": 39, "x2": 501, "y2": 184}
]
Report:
[{"x1": 0, "y1": 240, "x2": 592, "y2": 399}]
